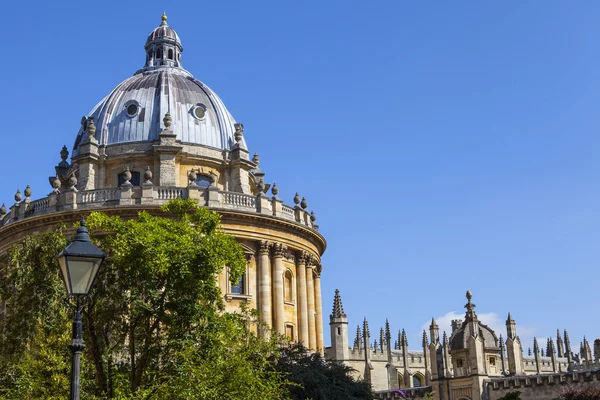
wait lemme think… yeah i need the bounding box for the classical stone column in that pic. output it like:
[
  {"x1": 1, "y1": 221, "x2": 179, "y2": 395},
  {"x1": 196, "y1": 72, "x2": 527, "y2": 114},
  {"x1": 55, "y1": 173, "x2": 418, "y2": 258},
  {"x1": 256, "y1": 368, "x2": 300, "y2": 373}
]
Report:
[
  {"x1": 306, "y1": 261, "x2": 317, "y2": 350},
  {"x1": 258, "y1": 241, "x2": 272, "y2": 331},
  {"x1": 314, "y1": 264, "x2": 324, "y2": 354},
  {"x1": 296, "y1": 252, "x2": 309, "y2": 347},
  {"x1": 271, "y1": 243, "x2": 286, "y2": 335}
]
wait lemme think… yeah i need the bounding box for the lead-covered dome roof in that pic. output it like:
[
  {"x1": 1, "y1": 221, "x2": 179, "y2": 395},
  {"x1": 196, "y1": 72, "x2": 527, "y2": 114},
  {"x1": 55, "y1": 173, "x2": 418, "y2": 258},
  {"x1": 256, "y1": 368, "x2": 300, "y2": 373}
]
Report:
[
  {"x1": 450, "y1": 290, "x2": 499, "y2": 350},
  {"x1": 73, "y1": 14, "x2": 245, "y2": 156}
]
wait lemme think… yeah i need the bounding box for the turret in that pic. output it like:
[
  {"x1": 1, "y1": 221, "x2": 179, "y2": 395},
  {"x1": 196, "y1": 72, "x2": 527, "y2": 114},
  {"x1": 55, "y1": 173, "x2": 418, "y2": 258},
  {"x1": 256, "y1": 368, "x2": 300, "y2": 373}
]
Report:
[
  {"x1": 505, "y1": 312, "x2": 524, "y2": 375},
  {"x1": 362, "y1": 317, "x2": 372, "y2": 383},
  {"x1": 329, "y1": 289, "x2": 348, "y2": 361},
  {"x1": 594, "y1": 339, "x2": 600, "y2": 362},
  {"x1": 549, "y1": 339, "x2": 558, "y2": 372}
]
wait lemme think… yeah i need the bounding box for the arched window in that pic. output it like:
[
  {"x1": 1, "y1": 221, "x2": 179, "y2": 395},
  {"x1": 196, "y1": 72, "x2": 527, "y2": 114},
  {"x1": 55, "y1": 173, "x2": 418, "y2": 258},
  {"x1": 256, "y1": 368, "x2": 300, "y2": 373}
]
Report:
[
  {"x1": 168, "y1": 49, "x2": 174, "y2": 60},
  {"x1": 231, "y1": 273, "x2": 245, "y2": 295},
  {"x1": 195, "y1": 175, "x2": 212, "y2": 188},
  {"x1": 412, "y1": 374, "x2": 423, "y2": 387},
  {"x1": 156, "y1": 49, "x2": 162, "y2": 59},
  {"x1": 284, "y1": 270, "x2": 293, "y2": 302},
  {"x1": 397, "y1": 373, "x2": 404, "y2": 388}
]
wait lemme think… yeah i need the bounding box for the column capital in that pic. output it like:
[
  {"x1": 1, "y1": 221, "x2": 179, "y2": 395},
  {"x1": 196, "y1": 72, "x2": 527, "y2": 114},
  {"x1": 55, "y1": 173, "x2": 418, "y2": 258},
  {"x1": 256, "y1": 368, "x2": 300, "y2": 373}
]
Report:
[
  {"x1": 258, "y1": 240, "x2": 270, "y2": 255},
  {"x1": 271, "y1": 242, "x2": 287, "y2": 257}
]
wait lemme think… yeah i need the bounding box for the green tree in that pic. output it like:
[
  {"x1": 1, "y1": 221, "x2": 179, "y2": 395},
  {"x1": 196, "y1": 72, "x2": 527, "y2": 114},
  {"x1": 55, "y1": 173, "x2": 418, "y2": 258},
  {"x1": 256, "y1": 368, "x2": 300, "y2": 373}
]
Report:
[
  {"x1": 0, "y1": 199, "x2": 290, "y2": 399},
  {"x1": 498, "y1": 391, "x2": 522, "y2": 400},
  {"x1": 276, "y1": 343, "x2": 374, "y2": 400}
]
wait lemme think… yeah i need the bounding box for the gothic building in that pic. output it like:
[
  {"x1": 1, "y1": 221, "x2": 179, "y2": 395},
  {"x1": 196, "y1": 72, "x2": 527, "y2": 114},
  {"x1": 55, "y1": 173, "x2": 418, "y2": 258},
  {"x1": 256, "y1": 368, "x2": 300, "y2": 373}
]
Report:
[
  {"x1": 327, "y1": 290, "x2": 600, "y2": 400},
  {"x1": 0, "y1": 15, "x2": 326, "y2": 352}
]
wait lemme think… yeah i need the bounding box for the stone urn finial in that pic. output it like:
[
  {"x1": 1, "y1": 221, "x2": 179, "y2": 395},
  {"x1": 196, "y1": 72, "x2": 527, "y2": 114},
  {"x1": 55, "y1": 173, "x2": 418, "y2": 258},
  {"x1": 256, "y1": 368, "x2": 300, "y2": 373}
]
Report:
[
  {"x1": 60, "y1": 145, "x2": 69, "y2": 162},
  {"x1": 163, "y1": 112, "x2": 172, "y2": 130},
  {"x1": 144, "y1": 166, "x2": 153, "y2": 185},
  {"x1": 252, "y1": 153, "x2": 260, "y2": 165},
  {"x1": 69, "y1": 174, "x2": 78, "y2": 190},
  {"x1": 0, "y1": 203, "x2": 6, "y2": 216},
  {"x1": 188, "y1": 169, "x2": 198, "y2": 186},
  {"x1": 310, "y1": 210, "x2": 316, "y2": 222},
  {"x1": 87, "y1": 118, "x2": 96, "y2": 141},
  {"x1": 51, "y1": 176, "x2": 62, "y2": 193},
  {"x1": 24, "y1": 185, "x2": 32, "y2": 199},
  {"x1": 293, "y1": 192, "x2": 301, "y2": 205},
  {"x1": 14, "y1": 189, "x2": 22, "y2": 203},
  {"x1": 271, "y1": 182, "x2": 279, "y2": 197},
  {"x1": 300, "y1": 197, "x2": 308, "y2": 209},
  {"x1": 121, "y1": 167, "x2": 132, "y2": 187},
  {"x1": 234, "y1": 122, "x2": 244, "y2": 144}
]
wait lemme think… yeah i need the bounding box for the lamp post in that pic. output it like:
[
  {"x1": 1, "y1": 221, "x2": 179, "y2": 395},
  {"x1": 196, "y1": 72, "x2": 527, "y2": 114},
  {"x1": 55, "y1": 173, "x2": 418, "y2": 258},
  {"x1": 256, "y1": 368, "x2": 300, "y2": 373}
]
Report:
[{"x1": 57, "y1": 217, "x2": 106, "y2": 400}]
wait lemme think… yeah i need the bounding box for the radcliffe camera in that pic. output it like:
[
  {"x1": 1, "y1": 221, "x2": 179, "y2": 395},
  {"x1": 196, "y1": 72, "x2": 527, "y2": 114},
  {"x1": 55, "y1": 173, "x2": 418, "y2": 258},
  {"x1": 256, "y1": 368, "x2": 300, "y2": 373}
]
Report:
[{"x1": 0, "y1": 3, "x2": 597, "y2": 400}]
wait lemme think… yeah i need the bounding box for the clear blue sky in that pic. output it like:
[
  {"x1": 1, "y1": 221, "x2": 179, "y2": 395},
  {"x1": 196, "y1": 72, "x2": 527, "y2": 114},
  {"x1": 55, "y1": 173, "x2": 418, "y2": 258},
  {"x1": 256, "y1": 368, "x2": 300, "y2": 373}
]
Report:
[{"x1": 2, "y1": 1, "x2": 600, "y2": 351}]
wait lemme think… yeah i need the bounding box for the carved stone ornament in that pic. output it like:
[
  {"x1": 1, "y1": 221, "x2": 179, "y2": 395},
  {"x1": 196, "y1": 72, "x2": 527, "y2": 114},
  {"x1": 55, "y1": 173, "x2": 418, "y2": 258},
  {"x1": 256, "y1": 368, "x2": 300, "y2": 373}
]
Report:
[
  {"x1": 24, "y1": 185, "x2": 32, "y2": 199},
  {"x1": 271, "y1": 242, "x2": 286, "y2": 257},
  {"x1": 87, "y1": 118, "x2": 97, "y2": 140},
  {"x1": 60, "y1": 145, "x2": 69, "y2": 162},
  {"x1": 144, "y1": 166, "x2": 153, "y2": 185},
  {"x1": 0, "y1": 203, "x2": 6, "y2": 216},
  {"x1": 293, "y1": 192, "x2": 301, "y2": 205},
  {"x1": 234, "y1": 122, "x2": 244, "y2": 143},
  {"x1": 209, "y1": 171, "x2": 218, "y2": 186},
  {"x1": 188, "y1": 169, "x2": 198, "y2": 186},
  {"x1": 310, "y1": 210, "x2": 316, "y2": 222},
  {"x1": 271, "y1": 182, "x2": 279, "y2": 197},
  {"x1": 252, "y1": 153, "x2": 260, "y2": 165},
  {"x1": 69, "y1": 174, "x2": 78, "y2": 189},
  {"x1": 14, "y1": 189, "x2": 22, "y2": 203},
  {"x1": 300, "y1": 197, "x2": 308, "y2": 209},
  {"x1": 121, "y1": 167, "x2": 132, "y2": 187},
  {"x1": 51, "y1": 176, "x2": 62, "y2": 192},
  {"x1": 257, "y1": 179, "x2": 265, "y2": 194},
  {"x1": 284, "y1": 250, "x2": 295, "y2": 262},
  {"x1": 163, "y1": 112, "x2": 172, "y2": 130}
]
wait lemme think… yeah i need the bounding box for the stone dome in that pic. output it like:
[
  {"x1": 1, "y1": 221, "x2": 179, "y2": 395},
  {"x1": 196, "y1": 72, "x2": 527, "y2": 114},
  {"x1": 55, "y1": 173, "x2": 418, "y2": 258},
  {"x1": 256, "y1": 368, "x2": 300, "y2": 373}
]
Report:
[{"x1": 72, "y1": 14, "x2": 245, "y2": 156}]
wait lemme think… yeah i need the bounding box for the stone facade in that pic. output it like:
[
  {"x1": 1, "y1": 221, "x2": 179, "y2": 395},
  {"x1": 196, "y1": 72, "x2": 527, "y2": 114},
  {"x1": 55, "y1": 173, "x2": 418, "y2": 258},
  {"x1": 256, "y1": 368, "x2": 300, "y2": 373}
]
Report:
[
  {"x1": 326, "y1": 290, "x2": 600, "y2": 400},
  {"x1": 0, "y1": 15, "x2": 326, "y2": 353}
]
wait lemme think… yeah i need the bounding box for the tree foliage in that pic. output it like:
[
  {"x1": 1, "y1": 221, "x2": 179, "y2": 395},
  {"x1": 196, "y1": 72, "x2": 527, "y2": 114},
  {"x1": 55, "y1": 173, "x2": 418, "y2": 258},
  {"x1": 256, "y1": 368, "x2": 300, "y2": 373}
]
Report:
[
  {"x1": 0, "y1": 200, "x2": 288, "y2": 399},
  {"x1": 276, "y1": 343, "x2": 374, "y2": 400},
  {"x1": 498, "y1": 391, "x2": 522, "y2": 400},
  {"x1": 556, "y1": 386, "x2": 600, "y2": 400}
]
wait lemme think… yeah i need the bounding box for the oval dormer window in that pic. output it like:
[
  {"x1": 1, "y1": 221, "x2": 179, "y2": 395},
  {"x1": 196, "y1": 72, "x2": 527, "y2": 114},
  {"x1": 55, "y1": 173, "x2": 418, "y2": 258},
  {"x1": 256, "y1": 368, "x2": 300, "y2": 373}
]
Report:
[
  {"x1": 192, "y1": 104, "x2": 207, "y2": 120},
  {"x1": 125, "y1": 101, "x2": 140, "y2": 118}
]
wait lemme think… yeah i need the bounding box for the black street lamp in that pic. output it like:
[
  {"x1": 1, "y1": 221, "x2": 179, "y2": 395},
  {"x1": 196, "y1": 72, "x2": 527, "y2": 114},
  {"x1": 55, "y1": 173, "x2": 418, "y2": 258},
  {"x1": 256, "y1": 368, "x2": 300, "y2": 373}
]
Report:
[{"x1": 57, "y1": 217, "x2": 106, "y2": 400}]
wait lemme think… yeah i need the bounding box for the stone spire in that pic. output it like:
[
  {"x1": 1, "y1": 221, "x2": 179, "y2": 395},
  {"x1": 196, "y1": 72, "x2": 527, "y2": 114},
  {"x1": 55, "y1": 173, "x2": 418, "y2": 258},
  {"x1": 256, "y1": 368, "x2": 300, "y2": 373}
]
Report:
[
  {"x1": 533, "y1": 337, "x2": 541, "y2": 374},
  {"x1": 423, "y1": 330, "x2": 429, "y2": 347},
  {"x1": 557, "y1": 329, "x2": 565, "y2": 358},
  {"x1": 398, "y1": 330, "x2": 403, "y2": 351},
  {"x1": 594, "y1": 339, "x2": 600, "y2": 362},
  {"x1": 464, "y1": 290, "x2": 478, "y2": 322},
  {"x1": 331, "y1": 289, "x2": 346, "y2": 318},
  {"x1": 422, "y1": 330, "x2": 431, "y2": 385},
  {"x1": 430, "y1": 317, "x2": 439, "y2": 344},
  {"x1": 379, "y1": 328, "x2": 385, "y2": 353},
  {"x1": 506, "y1": 312, "x2": 517, "y2": 339},
  {"x1": 442, "y1": 331, "x2": 452, "y2": 377},
  {"x1": 499, "y1": 334, "x2": 507, "y2": 375},
  {"x1": 549, "y1": 338, "x2": 558, "y2": 372},
  {"x1": 385, "y1": 319, "x2": 391, "y2": 355},
  {"x1": 528, "y1": 347, "x2": 532, "y2": 356},
  {"x1": 583, "y1": 336, "x2": 593, "y2": 361},
  {"x1": 565, "y1": 329, "x2": 573, "y2": 369},
  {"x1": 363, "y1": 318, "x2": 371, "y2": 351},
  {"x1": 546, "y1": 338, "x2": 553, "y2": 358},
  {"x1": 354, "y1": 325, "x2": 362, "y2": 351}
]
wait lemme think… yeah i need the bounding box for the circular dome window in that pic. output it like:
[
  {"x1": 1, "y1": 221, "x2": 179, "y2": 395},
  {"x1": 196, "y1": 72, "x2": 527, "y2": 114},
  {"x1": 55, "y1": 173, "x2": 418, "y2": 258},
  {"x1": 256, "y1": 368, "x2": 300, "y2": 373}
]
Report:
[
  {"x1": 192, "y1": 104, "x2": 207, "y2": 120},
  {"x1": 126, "y1": 103, "x2": 139, "y2": 117}
]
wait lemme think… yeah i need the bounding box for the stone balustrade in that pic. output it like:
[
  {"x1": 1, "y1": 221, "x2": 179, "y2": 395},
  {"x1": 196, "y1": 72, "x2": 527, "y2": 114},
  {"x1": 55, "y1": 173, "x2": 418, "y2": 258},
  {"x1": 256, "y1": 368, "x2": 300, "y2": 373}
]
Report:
[{"x1": 0, "y1": 185, "x2": 318, "y2": 231}]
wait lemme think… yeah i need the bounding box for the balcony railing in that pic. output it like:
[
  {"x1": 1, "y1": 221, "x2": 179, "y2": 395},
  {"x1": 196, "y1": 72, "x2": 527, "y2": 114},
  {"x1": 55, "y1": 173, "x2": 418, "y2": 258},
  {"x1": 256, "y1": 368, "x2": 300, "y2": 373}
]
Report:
[{"x1": 0, "y1": 185, "x2": 318, "y2": 231}]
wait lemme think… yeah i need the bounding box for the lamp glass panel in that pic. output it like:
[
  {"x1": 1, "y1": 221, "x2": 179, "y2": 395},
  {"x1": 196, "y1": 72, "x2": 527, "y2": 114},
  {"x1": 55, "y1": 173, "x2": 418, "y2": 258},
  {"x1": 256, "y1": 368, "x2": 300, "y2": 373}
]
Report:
[
  {"x1": 57, "y1": 253, "x2": 70, "y2": 294},
  {"x1": 66, "y1": 256, "x2": 102, "y2": 295}
]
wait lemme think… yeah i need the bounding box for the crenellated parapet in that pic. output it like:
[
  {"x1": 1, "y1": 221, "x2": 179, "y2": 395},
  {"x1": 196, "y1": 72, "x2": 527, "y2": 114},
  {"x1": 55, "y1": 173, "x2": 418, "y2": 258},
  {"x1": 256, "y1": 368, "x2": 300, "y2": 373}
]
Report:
[{"x1": 485, "y1": 368, "x2": 600, "y2": 400}]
